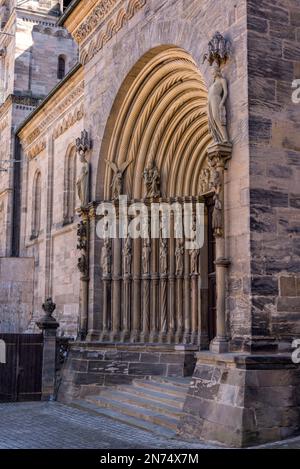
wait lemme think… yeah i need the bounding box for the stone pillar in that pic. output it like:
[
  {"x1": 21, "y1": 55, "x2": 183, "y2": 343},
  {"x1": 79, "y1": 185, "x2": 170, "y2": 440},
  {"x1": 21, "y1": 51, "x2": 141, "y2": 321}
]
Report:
[
  {"x1": 111, "y1": 236, "x2": 121, "y2": 341},
  {"x1": 168, "y1": 220, "x2": 176, "y2": 343},
  {"x1": 175, "y1": 239, "x2": 184, "y2": 343},
  {"x1": 36, "y1": 298, "x2": 59, "y2": 401},
  {"x1": 150, "y1": 237, "x2": 159, "y2": 342},
  {"x1": 77, "y1": 209, "x2": 90, "y2": 340},
  {"x1": 207, "y1": 143, "x2": 232, "y2": 354},
  {"x1": 131, "y1": 237, "x2": 141, "y2": 342},
  {"x1": 183, "y1": 247, "x2": 191, "y2": 344}
]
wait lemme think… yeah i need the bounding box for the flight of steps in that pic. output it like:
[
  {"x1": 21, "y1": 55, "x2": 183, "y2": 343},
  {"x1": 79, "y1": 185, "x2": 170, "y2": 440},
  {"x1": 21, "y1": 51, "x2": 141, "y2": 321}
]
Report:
[{"x1": 71, "y1": 376, "x2": 191, "y2": 438}]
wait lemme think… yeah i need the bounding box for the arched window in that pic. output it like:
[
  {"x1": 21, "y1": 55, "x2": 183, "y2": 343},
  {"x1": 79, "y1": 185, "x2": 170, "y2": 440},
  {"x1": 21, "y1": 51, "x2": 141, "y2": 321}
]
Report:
[
  {"x1": 57, "y1": 55, "x2": 66, "y2": 80},
  {"x1": 63, "y1": 147, "x2": 76, "y2": 225},
  {"x1": 31, "y1": 171, "x2": 41, "y2": 239}
]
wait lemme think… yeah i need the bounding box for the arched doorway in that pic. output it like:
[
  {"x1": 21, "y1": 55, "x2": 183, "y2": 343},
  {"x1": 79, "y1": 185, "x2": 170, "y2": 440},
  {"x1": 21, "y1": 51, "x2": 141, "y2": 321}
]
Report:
[{"x1": 96, "y1": 46, "x2": 215, "y2": 346}]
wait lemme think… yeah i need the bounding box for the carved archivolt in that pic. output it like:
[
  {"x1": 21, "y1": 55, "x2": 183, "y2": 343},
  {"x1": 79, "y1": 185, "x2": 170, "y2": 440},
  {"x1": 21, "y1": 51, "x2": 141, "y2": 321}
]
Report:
[
  {"x1": 80, "y1": 0, "x2": 146, "y2": 65},
  {"x1": 53, "y1": 103, "x2": 84, "y2": 140},
  {"x1": 102, "y1": 47, "x2": 211, "y2": 199}
]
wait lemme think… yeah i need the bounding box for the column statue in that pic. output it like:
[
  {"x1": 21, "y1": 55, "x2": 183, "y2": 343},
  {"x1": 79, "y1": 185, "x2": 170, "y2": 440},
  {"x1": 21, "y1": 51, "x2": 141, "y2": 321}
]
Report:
[{"x1": 208, "y1": 66, "x2": 229, "y2": 144}]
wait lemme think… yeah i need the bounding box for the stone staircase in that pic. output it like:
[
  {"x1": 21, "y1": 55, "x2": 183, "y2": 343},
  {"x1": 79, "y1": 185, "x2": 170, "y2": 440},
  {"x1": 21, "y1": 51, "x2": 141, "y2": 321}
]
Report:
[{"x1": 71, "y1": 376, "x2": 191, "y2": 437}]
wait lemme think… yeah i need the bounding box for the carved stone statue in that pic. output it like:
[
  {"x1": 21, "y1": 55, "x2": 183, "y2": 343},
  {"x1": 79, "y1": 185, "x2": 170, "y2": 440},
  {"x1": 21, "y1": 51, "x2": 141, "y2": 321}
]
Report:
[
  {"x1": 77, "y1": 221, "x2": 88, "y2": 251},
  {"x1": 106, "y1": 159, "x2": 133, "y2": 200},
  {"x1": 160, "y1": 238, "x2": 168, "y2": 275},
  {"x1": 190, "y1": 249, "x2": 200, "y2": 274},
  {"x1": 200, "y1": 167, "x2": 211, "y2": 194},
  {"x1": 123, "y1": 236, "x2": 132, "y2": 275},
  {"x1": 143, "y1": 160, "x2": 160, "y2": 198},
  {"x1": 208, "y1": 66, "x2": 229, "y2": 144},
  {"x1": 175, "y1": 240, "x2": 184, "y2": 276},
  {"x1": 101, "y1": 238, "x2": 111, "y2": 277},
  {"x1": 203, "y1": 31, "x2": 230, "y2": 67},
  {"x1": 76, "y1": 154, "x2": 90, "y2": 207},
  {"x1": 142, "y1": 238, "x2": 151, "y2": 275},
  {"x1": 76, "y1": 130, "x2": 90, "y2": 207},
  {"x1": 212, "y1": 192, "x2": 223, "y2": 237}
]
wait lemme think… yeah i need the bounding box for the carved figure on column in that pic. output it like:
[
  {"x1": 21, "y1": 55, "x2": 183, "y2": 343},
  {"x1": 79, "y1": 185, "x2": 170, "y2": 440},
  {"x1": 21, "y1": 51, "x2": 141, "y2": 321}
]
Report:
[
  {"x1": 77, "y1": 221, "x2": 88, "y2": 251},
  {"x1": 101, "y1": 238, "x2": 111, "y2": 277},
  {"x1": 142, "y1": 238, "x2": 151, "y2": 275},
  {"x1": 208, "y1": 66, "x2": 229, "y2": 144},
  {"x1": 212, "y1": 192, "x2": 223, "y2": 237},
  {"x1": 77, "y1": 254, "x2": 88, "y2": 277},
  {"x1": 123, "y1": 236, "x2": 132, "y2": 275},
  {"x1": 160, "y1": 238, "x2": 168, "y2": 275},
  {"x1": 175, "y1": 240, "x2": 184, "y2": 276},
  {"x1": 76, "y1": 130, "x2": 90, "y2": 207},
  {"x1": 143, "y1": 160, "x2": 160, "y2": 198},
  {"x1": 190, "y1": 248, "x2": 200, "y2": 274},
  {"x1": 106, "y1": 159, "x2": 133, "y2": 200},
  {"x1": 199, "y1": 167, "x2": 211, "y2": 194}
]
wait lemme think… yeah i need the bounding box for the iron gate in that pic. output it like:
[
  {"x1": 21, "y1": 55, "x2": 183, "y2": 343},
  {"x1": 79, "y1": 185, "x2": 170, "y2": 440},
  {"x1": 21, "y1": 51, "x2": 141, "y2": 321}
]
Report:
[{"x1": 0, "y1": 333, "x2": 43, "y2": 402}]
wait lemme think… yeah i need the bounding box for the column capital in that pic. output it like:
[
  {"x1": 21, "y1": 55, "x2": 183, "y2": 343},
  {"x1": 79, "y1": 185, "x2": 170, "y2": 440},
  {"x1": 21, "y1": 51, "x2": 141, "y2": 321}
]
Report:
[{"x1": 207, "y1": 142, "x2": 233, "y2": 168}]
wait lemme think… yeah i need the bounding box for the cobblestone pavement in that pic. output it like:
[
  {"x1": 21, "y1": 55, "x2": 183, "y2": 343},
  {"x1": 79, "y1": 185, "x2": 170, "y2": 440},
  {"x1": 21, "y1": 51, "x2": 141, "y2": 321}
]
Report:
[
  {"x1": 0, "y1": 402, "x2": 217, "y2": 449},
  {"x1": 0, "y1": 402, "x2": 299, "y2": 449}
]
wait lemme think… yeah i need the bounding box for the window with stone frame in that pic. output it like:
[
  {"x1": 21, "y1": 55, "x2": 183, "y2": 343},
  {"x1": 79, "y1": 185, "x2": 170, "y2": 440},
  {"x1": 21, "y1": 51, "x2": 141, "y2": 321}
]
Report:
[
  {"x1": 31, "y1": 170, "x2": 41, "y2": 240},
  {"x1": 63, "y1": 146, "x2": 76, "y2": 225},
  {"x1": 57, "y1": 54, "x2": 66, "y2": 80}
]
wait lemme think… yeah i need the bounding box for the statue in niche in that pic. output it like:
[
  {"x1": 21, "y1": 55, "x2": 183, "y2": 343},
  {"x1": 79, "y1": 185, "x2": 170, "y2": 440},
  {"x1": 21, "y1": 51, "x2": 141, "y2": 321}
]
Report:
[
  {"x1": 105, "y1": 159, "x2": 133, "y2": 200},
  {"x1": 175, "y1": 240, "x2": 184, "y2": 276},
  {"x1": 123, "y1": 236, "x2": 132, "y2": 275},
  {"x1": 207, "y1": 66, "x2": 229, "y2": 144},
  {"x1": 160, "y1": 238, "x2": 168, "y2": 275},
  {"x1": 142, "y1": 238, "x2": 151, "y2": 275},
  {"x1": 76, "y1": 130, "x2": 90, "y2": 207},
  {"x1": 143, "y1": 160, "x2": 160, "y2": 198},
  {"x1": 101, "y1": 238, "x2": 111, "y2": 277}
]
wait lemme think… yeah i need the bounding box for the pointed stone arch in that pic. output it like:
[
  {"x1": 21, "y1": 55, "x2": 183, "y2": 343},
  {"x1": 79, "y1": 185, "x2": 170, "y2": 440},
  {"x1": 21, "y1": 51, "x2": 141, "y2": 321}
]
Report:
[{"x1": 98, "y1": 45, "x2": 211, "y2": 200}]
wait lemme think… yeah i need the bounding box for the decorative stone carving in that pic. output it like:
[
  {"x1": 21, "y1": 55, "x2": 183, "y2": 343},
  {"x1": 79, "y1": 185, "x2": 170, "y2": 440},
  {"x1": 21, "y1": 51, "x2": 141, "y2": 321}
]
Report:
[
  {"x1": 208, "y1": 67, "x2": 229, "y2": 144},
  {"x1": 175, "y1": 240, "x2": 184, "y2": 276},
  {"x1": 105, "y1": 159, "x2": 133, "y2": 200},
  {"x1": 203, "y1": 31, "x2": 230, "y2": 67},
  {"x1": 123, "y1": 236, "x2": 132, "y2": 275},
  {"x1": 199, "y1": 167, "x2": 211, "y2": 194},
  {"x1": 212, "y1": 192, "x2": 223, "y2": 237},
  {"x1": 77, "y1": 221, "x2": 88, "y2": 251},
  {"x1": 42, "y1": 297, "x2": 56, "y2": 318},
  {"x1": 77, "y1": 254, "x2": 88, "y2": 277},
  {"x1": 143, "y1": 160, "x2": 160, "y2": 198},
  {"x1": 76, "y1": 130, "x2": 91, "y2": 207},
  {"x1": 101, "y1": 238, "x2": 111, "y2": 277},
  {"x1": 160, "y1": 238, "x2": 168, "y2": 275},
  {"x1": 142, "y1": 238, "x2": 151, "y2": 275},
  {"x1": 190, "y1": 248, "x2": 200, "y2": 274}
]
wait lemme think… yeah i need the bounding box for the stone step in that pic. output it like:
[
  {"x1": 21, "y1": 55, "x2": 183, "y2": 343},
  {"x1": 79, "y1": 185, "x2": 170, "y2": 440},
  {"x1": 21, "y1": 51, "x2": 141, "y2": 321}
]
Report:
[
  {"x1": 149, "y1": 376, "x2": 192, "y2": 388},
  {"x1": 133, "y1": 379, "x2": 188, "y2": 398},
  {"x1": 85, "y1": 395, "x2": 180, "y2": 431},
  {"x1": 97, "y1": 389, "x2": 184, "y2": 418},
  {"x1": 70, "y1": 400, "x2": 175, "y2": 438},
  {"x1": 118, "y1": 384, "x2": 184, "y2": 408}
]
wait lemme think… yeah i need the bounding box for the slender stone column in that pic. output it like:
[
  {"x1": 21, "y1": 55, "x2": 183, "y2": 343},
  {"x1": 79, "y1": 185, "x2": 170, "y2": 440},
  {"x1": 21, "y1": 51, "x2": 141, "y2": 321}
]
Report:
[
  {"x1": 141, "y1": 238, "x2": 151, "y2": 342},
  {"x1": 111, "y1": 236, "x2": 121, "y2": 341},
  {"x1": 168, "y1": 219, "x2": 175, "y2": 343},
  {"x1": 190, "y1": 246, "x2": 200, "y2": 345},
  {"x1": 77, "y1": 209, "x2": 89, "y2": 340},
  {"x1": 101, "y1": 277, "x2": 111, "y2": 341},
  {"x1": 150, "y1": 237, "x2": 159, "y2": 342},
  {"x1": 131, "y1": 237, "x2": 141, "y2": 342},
  {"x1": 175, "y1": 239, "x2": 184, "y2": 343},
  {"x1": 183, "y1": 248, "x2": 191, "y2": 344},
  {"x1": 207, "y1": 142, "x2": 232, "y2": 354}
]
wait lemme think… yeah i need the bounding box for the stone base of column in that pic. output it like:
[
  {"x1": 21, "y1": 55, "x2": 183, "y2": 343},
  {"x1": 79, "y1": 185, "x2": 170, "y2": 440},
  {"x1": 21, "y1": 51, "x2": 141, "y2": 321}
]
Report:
[
  {"x1": 210, "y1": 336, "x2": 229, "y2": 353},
  {"x1": 178, "y1": 351, "x2": 300, "y2": 447},
  {"x1": 86, "y1": 329, "x2": 101, "y2": 342}
]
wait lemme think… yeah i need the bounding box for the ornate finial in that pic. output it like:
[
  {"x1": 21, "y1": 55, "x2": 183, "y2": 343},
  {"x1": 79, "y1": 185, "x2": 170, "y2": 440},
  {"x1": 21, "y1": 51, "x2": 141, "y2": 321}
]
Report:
[
  {"x1": 76, "y1": 129, "x2": 90, "y2": 156},
  {"x1": 203, "y1": 32, "x2": 230, "y2": 67},
  {"x1": 42, "y1": 297, "x2": 56, "y2": 318}
]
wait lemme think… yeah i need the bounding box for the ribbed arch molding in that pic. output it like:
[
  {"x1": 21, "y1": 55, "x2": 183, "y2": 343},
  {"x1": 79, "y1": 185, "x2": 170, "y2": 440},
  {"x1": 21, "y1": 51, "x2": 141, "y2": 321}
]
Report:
[{"x1": 103, "y1": 46, "x2": 211, "y2": 199}]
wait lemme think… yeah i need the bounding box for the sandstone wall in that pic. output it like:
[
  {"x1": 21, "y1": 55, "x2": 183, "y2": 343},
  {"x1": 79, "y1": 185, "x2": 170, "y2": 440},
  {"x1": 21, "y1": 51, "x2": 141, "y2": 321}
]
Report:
[
  {"x1": 0, "y1": 257, "x2": 34, "y2": 332},
  {"x1": 247, "y1": 0, "x2": 300, "y2": 349}
]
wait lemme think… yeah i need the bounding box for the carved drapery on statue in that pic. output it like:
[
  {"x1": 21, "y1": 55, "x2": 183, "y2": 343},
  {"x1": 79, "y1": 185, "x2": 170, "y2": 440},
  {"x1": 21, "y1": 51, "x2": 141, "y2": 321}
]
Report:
[{"x1": 76, "y1": 130, "x2": 91, "y2": 208}]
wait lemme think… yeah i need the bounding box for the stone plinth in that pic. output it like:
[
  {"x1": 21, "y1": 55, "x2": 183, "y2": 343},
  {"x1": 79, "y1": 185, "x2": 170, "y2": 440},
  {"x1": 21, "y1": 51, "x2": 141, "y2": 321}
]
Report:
[
  {"x1": 178, "y1": 351, "x2": 300, "y2": 447},
  {"x1": 57, "y1": 342, "x2": 198, "y2": 403}
]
